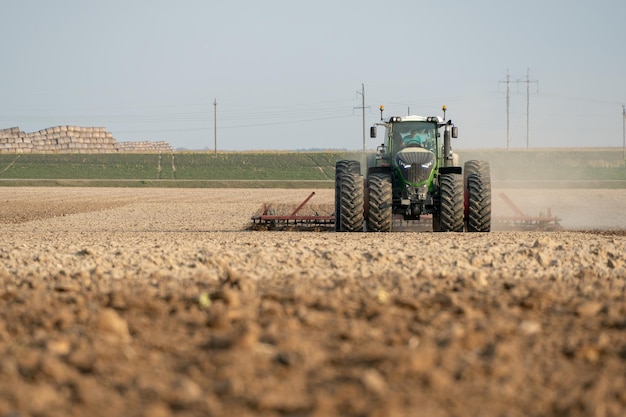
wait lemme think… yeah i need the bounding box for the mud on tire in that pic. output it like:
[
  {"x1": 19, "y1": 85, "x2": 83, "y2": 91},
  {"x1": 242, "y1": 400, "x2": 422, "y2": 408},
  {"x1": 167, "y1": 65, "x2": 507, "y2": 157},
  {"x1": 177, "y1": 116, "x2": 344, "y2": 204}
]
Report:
[{"x1": 367, "y1": 173, "x2": 393, "y2": 232}]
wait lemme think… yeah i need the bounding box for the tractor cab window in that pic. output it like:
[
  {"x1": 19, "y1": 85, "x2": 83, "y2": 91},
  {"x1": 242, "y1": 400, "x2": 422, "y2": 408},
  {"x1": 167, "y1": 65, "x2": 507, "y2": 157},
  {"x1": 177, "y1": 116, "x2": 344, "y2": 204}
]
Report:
[{"x1": 390, "y1": 122, "x2": 437, "y2": 153}]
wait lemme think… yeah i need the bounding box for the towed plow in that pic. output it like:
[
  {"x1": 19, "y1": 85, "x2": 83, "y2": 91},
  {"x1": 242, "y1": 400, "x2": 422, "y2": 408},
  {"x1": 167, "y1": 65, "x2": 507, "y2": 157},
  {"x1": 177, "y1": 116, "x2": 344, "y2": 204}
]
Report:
[{"x1": 250, "y1": 191, "x2": 560, "y2": 231}]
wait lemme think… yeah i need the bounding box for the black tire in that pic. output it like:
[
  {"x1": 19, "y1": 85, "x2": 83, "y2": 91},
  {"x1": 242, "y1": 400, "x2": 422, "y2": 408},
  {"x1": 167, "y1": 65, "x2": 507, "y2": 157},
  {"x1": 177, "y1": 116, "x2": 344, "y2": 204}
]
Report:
[
  {"x1": 335, "y1": 160, "x2": 361, "y2": 231},
  {"x1": 367, "y1": 173, "x2": 393, "y2": 232},
  {"x1": 437, "y1": 173, "x2": 464, "y2": 232},
  {"x1": 463, "y1": 160, "x2": 486, "y2": 185},
  {"x1": 335, "y1": 160, "x2": 361, "y2": 176},
  {"x1": 463, "y1": 159, "x2": 487, "y2": 218},
  {"x1": 336, "y1": 172, "x2": 364, "y2": 232},
  {"x1": 464, "y1": 160, "x2": 491, "y2": 232}
]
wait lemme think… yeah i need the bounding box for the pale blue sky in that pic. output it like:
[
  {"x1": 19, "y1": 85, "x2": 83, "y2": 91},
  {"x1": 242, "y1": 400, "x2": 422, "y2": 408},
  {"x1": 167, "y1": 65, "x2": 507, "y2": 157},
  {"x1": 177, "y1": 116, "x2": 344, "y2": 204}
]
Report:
[{"x1": 0, "y1": 0, "x2": 624, "y2": 150}]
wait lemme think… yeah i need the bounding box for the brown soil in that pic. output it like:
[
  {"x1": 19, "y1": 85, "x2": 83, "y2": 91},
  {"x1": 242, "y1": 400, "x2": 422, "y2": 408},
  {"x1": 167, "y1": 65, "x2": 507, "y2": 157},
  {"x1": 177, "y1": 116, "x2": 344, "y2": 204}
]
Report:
[{"x1": 0, "y1": 187, "x2": 624, "y2": 417}]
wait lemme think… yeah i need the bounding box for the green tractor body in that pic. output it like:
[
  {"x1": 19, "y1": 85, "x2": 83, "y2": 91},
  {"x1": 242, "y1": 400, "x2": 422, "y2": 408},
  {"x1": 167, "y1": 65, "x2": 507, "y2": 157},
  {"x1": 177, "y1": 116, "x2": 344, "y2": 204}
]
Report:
[{"x1": 335, "y1": 109, "x2": 491, "y2": 232}]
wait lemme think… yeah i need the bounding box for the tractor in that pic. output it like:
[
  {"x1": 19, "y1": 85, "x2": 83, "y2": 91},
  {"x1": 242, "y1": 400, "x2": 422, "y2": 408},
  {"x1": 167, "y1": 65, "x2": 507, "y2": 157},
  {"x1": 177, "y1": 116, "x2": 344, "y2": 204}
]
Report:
[{"x1": 335, "y1": 106, "x2": 491, "y2": 232}]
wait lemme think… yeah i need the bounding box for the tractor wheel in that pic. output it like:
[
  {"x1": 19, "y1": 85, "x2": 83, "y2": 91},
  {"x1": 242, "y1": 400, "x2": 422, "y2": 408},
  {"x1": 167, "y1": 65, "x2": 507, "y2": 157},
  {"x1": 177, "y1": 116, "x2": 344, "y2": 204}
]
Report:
[
  {"x1": 335, "y1": 160, "x2": 361, "y2": 231},
  {"x1": 335, "y1": 160, "x2": 361, "y2": 176},
  {"x1": 464, "y1": 160, "x2": 491, "y2": 232},
  {"x1": 336, "y1": 171, "x2": 364, "y2": 232},
  {"x1": 437, "y1": 173, "x2": 464, "y2": 232},
  {"x1": 367, "y1": 173, "x2": 393, "y2": 232},
  {"x1": 463, "y1": 160, "x2": 479, "y2": 184}
]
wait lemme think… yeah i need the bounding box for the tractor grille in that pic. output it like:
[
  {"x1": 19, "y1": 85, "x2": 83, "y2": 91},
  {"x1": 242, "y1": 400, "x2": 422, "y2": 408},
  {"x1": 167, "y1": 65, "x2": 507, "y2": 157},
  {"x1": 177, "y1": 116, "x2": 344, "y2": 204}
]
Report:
[{"x1": 395, "y1": 149, "x2": 435, "y2": 184}]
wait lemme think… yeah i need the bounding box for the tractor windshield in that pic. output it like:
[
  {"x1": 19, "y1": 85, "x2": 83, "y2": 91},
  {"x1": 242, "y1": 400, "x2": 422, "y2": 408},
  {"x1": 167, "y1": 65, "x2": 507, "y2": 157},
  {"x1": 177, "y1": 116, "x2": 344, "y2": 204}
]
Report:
[
  {"x1": 389, "y1": 121, "x2": 438, "y2": 186},
  {"x1": 389, "y1": 121, "x2": 437, "y2": 154}
]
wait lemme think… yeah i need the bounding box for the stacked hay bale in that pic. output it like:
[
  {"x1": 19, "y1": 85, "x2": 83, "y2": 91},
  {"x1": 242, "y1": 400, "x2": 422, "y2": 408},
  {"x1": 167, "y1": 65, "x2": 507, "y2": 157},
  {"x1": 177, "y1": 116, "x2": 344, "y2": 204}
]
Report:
[
  {"x1": 0, "y1": 126, "x2": 172, "y2": 153},
  {"x1": 0, "y1": 127, "x2": 31, "y2": 153},
  {"x1": 116, "y1": 141, "x2": 173, "y2": 153},
  {"x1": 29, "y1": 126, "x2": 118, "y2": 153}
]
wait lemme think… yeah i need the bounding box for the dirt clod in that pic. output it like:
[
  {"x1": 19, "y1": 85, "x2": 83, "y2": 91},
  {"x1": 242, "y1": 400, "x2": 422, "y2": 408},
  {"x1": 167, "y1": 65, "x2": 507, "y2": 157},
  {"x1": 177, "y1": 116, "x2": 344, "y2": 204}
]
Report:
[{"x1": 0, "y1": 187, "x2": 624, "y2": 417}]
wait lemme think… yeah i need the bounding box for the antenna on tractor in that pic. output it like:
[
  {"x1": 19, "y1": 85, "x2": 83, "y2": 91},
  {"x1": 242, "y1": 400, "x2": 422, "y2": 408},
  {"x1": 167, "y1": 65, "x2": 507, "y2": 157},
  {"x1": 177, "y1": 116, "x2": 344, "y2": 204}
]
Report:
[
  {"x1": 379, "y1": 105, "x2": 385, "y2": 121},
  {"x1": 442, "y1": 105, "x2": 447, "y2": 121}
]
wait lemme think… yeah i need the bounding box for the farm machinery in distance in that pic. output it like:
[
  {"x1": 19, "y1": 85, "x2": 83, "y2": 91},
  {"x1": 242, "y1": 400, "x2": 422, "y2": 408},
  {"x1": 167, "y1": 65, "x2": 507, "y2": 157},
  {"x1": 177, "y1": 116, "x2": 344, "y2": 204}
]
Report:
[{"x1": 335, "y1": 106, "x2": 491, "y2": 232}]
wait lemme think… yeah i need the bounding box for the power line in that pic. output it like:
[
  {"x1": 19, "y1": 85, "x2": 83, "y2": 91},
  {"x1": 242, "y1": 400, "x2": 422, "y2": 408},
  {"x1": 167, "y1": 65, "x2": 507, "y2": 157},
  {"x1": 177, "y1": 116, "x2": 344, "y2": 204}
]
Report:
[
  {"x1": 499, "y1": 68, "x2": 538, "y2": 149},
  {"x1": 538, "y1": 93, "x2": 622, "y2": 106}
]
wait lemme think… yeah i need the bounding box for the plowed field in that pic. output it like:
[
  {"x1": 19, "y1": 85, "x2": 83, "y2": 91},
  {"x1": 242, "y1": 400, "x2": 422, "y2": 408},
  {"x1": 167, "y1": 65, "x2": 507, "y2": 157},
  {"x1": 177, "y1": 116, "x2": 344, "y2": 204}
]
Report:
[{"x1": 0, "y1": 187, "x2": 625, "y2": 417}]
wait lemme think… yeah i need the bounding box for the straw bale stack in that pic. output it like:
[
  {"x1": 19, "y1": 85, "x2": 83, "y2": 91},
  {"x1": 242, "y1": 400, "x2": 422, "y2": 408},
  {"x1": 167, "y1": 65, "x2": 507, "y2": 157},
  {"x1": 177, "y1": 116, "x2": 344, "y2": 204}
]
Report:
[
  {"x1": 0, "y1": 126, "x2": 173, "y2": 154},
  {"x1": 116, "y1": 141, "x2": 173, "y2": 153}
]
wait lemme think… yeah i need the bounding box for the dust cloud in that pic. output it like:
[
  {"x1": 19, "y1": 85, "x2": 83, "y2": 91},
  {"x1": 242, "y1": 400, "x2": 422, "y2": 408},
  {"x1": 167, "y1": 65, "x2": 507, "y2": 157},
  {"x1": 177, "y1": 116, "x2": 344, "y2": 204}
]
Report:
[{"x1": 459, "y1": 149, "x2": 626, "y2": 231}]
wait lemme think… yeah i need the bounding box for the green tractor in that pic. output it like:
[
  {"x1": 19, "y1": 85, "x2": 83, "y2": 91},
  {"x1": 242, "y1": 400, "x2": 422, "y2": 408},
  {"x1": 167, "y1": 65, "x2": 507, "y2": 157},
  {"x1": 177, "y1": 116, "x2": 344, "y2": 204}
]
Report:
[{"x1": 335, "y1": 106, "x2": 491, "y2": 232}]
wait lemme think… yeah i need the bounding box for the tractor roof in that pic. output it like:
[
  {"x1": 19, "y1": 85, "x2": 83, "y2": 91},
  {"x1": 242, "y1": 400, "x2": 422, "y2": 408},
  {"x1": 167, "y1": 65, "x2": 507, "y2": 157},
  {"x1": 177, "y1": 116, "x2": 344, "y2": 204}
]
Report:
[{"x1": 387, "y1": 115, "x2": 444, "y2": 123}]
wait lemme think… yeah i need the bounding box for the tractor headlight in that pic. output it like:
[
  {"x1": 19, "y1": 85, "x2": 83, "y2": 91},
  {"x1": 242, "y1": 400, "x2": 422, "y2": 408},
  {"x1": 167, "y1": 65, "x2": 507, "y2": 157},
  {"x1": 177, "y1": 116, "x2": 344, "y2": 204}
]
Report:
[{"x1": 399, "y1": 161, "x2": 412, "y2": 169}]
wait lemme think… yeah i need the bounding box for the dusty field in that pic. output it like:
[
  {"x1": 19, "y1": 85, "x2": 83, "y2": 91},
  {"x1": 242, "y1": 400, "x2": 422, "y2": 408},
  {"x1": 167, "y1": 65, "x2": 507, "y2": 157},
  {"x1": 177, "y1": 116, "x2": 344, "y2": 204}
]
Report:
[{"x1": 0, "y1": 187, "x2": 625, "y2": 417}]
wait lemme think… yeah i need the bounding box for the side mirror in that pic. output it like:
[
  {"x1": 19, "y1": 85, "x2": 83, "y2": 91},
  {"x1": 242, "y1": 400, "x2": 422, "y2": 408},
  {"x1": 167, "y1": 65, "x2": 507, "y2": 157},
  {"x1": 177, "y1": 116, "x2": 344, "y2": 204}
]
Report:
[
  {"x1": 370, "y1": 126, "x2": 377, "y2": 139},
  {"x1": 452, "y1": 126, "x2": 458, "y2": 138}
]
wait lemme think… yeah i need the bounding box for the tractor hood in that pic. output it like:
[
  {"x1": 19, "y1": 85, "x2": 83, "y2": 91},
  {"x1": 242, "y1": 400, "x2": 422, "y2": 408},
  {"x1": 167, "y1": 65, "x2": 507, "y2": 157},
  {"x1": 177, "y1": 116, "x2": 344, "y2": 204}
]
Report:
[{"x1": 394, "y1": 148, "x2": 435, "y2": 185}]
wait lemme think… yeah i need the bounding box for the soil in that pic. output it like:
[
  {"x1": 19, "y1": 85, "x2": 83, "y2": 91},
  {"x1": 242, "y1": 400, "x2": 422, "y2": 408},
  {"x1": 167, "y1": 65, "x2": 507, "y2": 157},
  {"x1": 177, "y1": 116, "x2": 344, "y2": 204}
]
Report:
[{"x1": 0, "y1": 187, "x2": 625, "y2": 417}]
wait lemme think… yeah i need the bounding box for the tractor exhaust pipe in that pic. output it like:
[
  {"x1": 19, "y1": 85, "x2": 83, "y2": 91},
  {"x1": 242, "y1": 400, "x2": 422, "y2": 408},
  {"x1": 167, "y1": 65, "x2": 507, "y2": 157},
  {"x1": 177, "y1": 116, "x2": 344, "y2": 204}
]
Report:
[
  {"x1": 443, "y1": 124, "x2": 452, "y2": 167},
  {"x1": 442, "y1": 121, "x2": 458, "y2": 167}
]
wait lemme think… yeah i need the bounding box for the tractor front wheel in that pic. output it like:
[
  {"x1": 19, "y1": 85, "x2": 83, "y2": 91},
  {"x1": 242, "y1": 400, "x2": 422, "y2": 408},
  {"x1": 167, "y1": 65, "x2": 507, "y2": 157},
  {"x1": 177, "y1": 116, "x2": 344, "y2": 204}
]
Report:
[
  {"x1": 367, "y1": 173, "x2": 393, "y2": 232},
  {"x1": 437, "y1": 173, "x2": 464, "y2": 232}
]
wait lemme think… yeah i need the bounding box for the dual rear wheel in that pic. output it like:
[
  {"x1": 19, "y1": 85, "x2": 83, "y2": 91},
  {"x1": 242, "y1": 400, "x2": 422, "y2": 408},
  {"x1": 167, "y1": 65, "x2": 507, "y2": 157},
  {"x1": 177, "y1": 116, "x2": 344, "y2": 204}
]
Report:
[
  {"x1": 433, "y1": 160, "x2": 491, "y2": 232},
  {"x1": 335, "y1": 161, "x2": 393, "y2": 233},
  {"x1": 464, "y1": 160, "x2": 492, "y2": 232},
  {"x1": 335, "y1": 160, "x2": 364, "y2": 232}
]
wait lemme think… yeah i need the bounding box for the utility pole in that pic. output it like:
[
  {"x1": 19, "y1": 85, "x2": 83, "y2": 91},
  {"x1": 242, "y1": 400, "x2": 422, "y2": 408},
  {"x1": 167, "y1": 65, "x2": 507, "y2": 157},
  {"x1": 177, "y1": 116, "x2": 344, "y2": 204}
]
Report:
[
  {"x1": 213, "y1": 98, "x2": 217, "y2": 155},
  {"x1": 499, "y1": 68, "x2": 538, "y2": 149},
  {"x1": 354, "y1": 83, "x2": 370, "y2": 152},
  {"x1": 622, "y1": 104, "x2": 625, "y2": 160},
  {"x1": 498, "y1": 69, "x2": 511, "y2": 149},
  {"x1": 525, "y1": 68, "x2": 538, "y2": 149}
]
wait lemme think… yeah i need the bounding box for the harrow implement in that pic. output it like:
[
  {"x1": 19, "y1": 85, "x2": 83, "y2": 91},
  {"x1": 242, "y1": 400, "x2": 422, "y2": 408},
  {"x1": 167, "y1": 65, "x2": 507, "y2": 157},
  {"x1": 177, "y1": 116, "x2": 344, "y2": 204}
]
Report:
[
  {"x1": 250, "y1": 192, "x2": 335, "y2": 230},
  {"x1": 251, "y1": 191, "x2": 561, "y2": 231},
  {"x1": 493, "y1": 192, "x2": 561, "y2": 230}
]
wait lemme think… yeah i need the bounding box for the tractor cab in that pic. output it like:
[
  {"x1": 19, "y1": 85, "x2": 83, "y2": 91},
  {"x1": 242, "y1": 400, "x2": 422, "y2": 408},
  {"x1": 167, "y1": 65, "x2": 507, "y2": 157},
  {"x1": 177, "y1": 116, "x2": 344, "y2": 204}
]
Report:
[
  {"x1": 388, "y1": 118, "x2": 438, "y2": 154},
  {"x1": 370, "y1": 115, "x2": 447, "y2": 190}
]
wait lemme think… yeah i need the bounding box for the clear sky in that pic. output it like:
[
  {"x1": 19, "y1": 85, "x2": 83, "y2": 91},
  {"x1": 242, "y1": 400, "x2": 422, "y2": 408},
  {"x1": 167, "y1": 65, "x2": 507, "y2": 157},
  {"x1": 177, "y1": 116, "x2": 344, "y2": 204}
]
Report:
[{"x1": 1, "y1": 0, "x2": 624, "y2": 151}]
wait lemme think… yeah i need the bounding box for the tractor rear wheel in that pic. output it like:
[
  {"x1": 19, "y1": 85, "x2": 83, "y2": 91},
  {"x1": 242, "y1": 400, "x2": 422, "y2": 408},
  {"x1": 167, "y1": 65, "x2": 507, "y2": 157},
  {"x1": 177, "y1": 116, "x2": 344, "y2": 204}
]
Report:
[
  {"x1": 336, "y1": 171, "x2": 364, "y2": 232},
  {"x1": 367, "y1": 173, "x2": 393, "y2": 232},
  {"x1": 437, "y1": 173, "x2": 464, "y2": 232},
  {"x1": 464, "y1": 160, "x2": 491, "y2": 232},
  {"x1": 335, "y1": 160, "x2": 361, "y2": 231}
]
